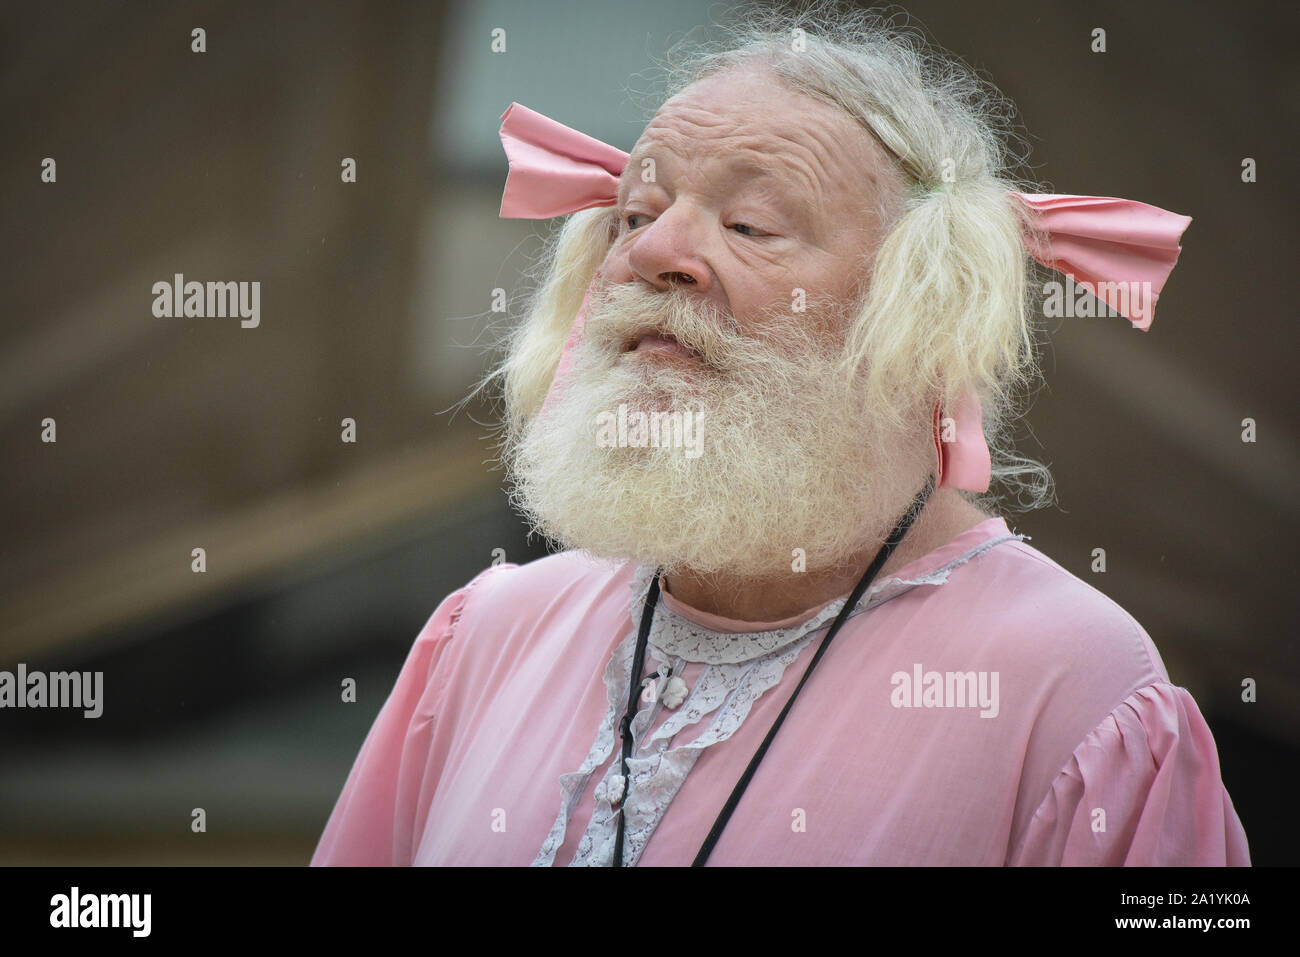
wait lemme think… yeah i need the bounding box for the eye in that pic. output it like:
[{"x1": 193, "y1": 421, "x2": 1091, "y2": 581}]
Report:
[
  {"x1": 729, "y1": 222, "x2": 769, "y2": 237},
  {"x1": 625, "y1": 213, "x2": 649, "y2": 230}
]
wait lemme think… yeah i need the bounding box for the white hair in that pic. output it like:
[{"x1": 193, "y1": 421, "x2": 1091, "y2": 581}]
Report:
[{"x1": 491, "y1": 0, "x2": 1055, "y2": 510}]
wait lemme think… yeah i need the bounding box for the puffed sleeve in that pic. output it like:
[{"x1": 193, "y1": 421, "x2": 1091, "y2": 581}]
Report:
[
  {"x1": 310, "y1": 566, "x2": 507, "y2": 866},
  {"x1": 1008, "y1": 683, "x2": 1250, "y2": 865}
]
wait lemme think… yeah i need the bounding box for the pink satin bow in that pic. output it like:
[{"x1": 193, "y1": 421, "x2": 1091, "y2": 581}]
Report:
[{"x1": 498, "y1": 102, "x2": 1192, "y2": 492}]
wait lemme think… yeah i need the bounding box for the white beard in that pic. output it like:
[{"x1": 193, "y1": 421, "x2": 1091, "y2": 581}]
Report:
[{"x1": 504, "y1": 281, "x2": 932, "y2": 581}]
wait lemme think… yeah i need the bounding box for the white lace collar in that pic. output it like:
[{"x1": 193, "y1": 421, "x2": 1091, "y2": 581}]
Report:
[{"x1": 531, "y1": 530, "x2": 1023, "y2": 866}]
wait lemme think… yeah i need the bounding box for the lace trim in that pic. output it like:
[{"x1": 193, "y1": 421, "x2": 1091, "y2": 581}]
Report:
[
  {"x1": 532, "y1": 531, "x2": 1023, "y2": 866},
  {"x1": 530, "y1": 629, "x2": 634, "y2": 866},
  {"x1": 568, "y1": 637, "x2": 817, "y2": 866}
]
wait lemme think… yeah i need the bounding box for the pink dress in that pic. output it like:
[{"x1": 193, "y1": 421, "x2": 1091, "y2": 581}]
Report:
[{"x1": 310, "y1": 517, "x2": 1250, "y2": 866}]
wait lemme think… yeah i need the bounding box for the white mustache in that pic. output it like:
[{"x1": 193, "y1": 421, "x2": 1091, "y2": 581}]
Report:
[
  {"x1": 581, "y1": 281, "x2": 854, "y2": 372},
  {"x1": 580, "y1": 283, "x2": 754, "y2": 370}
]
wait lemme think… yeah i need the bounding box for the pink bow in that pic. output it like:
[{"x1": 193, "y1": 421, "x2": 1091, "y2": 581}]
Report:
[{"x1": 498, "y1": 102, "x2": 1192, "y2": 492}]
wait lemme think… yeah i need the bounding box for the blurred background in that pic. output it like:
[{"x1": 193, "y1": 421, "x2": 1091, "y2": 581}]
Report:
[{"x1": 1, "y1": 0, "x2": 1295, "y2": 864}]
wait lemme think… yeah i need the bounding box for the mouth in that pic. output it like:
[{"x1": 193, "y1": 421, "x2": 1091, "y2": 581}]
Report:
[{"x1": 622, "y1": 329, "x2": 705, "y2": 363}]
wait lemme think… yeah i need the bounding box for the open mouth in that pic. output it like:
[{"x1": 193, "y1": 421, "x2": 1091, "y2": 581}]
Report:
[{"x1": 623, "y1": 330, "x2": 704, "y2": 362}]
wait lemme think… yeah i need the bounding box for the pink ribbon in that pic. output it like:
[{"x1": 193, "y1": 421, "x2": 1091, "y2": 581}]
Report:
[
  {"x1": 497, "y1": 102, "x2": 1191, "y2": 492},
  {"x1": 498, "y1": 103, "x2": 628, "y2": 219}
]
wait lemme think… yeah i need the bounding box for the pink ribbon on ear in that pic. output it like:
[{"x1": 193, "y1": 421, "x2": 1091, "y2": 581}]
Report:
[
  {"x1": 1013, "y1": 193, "x2": 1191, "y2": 333},
  {"x1": 497, "y1": 102, "x2": 1192, "y2": 492}
]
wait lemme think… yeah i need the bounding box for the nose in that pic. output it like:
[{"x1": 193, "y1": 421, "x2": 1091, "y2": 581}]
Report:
[{"x1": 623, "y1": 204, "x2": 714, "y2": 295}]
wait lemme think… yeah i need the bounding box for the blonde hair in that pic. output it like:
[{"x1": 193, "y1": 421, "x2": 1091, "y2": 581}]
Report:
[
  {"x1": 496, "y1": 206, "x2": 615, "y2": 439},
  {"x1": 494, "y1": 0, "x2": 1055, "y2": 509}
]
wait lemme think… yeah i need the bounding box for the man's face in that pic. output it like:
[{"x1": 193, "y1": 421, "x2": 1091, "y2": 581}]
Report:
[
  {"x1": 600, "y1": 66, "x2": 900, "y2": 351},
  {"x1": 506, "y1": 68, "x2": 929, "y2": 581}
]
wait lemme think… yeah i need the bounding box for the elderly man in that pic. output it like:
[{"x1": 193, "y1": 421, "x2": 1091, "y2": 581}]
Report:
[{"x1": 312, "y1": 10, "x2": 1249, "y2": 866}]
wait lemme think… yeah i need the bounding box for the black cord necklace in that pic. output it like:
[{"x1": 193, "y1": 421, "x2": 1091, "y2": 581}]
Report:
[{"x1": 611, "y1": 473, "x2": 936, "y2": 866}]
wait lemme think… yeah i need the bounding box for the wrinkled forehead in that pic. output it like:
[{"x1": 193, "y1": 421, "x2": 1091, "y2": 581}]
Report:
[{"x1": 623, "y1": 68, "x2": 901, "y2": 205}]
